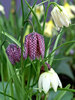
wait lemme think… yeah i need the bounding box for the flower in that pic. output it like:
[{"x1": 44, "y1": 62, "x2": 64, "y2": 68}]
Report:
[
  {"x1": 64, "y1": 3, "x2": 75, "y2": 19},
  {"x1": 38, "y1": 68, "x2": 62, "y2": 93},
  {"x1": 6, "y1": 44, "x2": 21, "y2": 65},
  {"x1": 51, "y1": 5, "x2": 71, "y2": 30},
  {"x1": 24, "y1": 32, "x2": 45, "y2": 60},
  {"x1": 44, "y1": 20, "x2": 55, "y2": 37},
  {"x1": 0, "y1": 5, "x2": 5, "y2": 14},
  {"x1": 31, "y1": 5, "x2": 44, "y2": 20}
]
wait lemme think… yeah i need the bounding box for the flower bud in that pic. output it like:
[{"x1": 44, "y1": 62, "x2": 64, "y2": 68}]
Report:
[{"x1": 24, "y1": 32, "x2": 45, "y2": 60}]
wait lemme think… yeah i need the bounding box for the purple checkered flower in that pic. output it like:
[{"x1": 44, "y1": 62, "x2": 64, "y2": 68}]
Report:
[
  {"x1": 6, "y1": 44, "x2": 21, "y2": 65},
  {"x1": 24, "y1": 32, "x2": 45, "y2": 60}
]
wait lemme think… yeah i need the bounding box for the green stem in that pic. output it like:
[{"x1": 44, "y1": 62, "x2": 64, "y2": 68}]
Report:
[
  {"x1": 21, "y1": 0, "x2": 24, "y2": 25},
  {"x1": 24, "y1": 0, "x2": 42, "y2": 33},
  {"x1": 25, "y1": 0, "x2": 37, "y2": 20},
  {"x1": 21, "y1": 0, "x2": 24, "y2": 69},
  {"x1": 37, "y1": 0, "x2": 49, "y2": 6},
  {"x1": 58, "y1": 88, "x2": 75, "y2": 92},
  {"x1": 42, "y1": 0, "x2": 45, "y2": 13},
  {"x1": 42, "y1": 0, "x2": 50, "y2": 34},
  {"x1": 44, "y1": 94, "x2": 47, "y2": 100},
  {"x1": 7, "y1": 64, "x2": 13, "y2": 100},
  {"x1": 45, "y1": 40, "x2": 75, "y2": 61},
  {"x1": 27, "y1": 65, "x2": 32, "y2": 88},
  {"x1": 1, "y1": 63, "x2": 6, "y2": 100},
  {"x1": 46, "y1": 38, "x2": 51, "y2": 58},
  {"x1": 50, "y1": 28, "x2": 63, "y2": 66},
  {"x1": 21, "y1": 0, "x2": 25, "y2": 94}
]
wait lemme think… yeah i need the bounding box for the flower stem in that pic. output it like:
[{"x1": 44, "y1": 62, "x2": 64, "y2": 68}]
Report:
[
  {"x1": 50, "y1": 28, "x2": 63, "y2": 66},
  {"x1": 21, "y1": 0, "x2": 25, "y2": 98},
  {"x1": 44, "y1": 94, "x2": 47, "y2": 100},
  {"x1": 21, "y1": 0, "x2": 24, "y2": 68},
  {"x1": 42, "y1": 0, "x2": 50, "y2": 34},
  {"x1": 24, "y1": 0, "x2": 42, "y2": 33},
  {"x1": 21, "y1": 0, "x2": 24, "y2": 26},
  {"x1": 1, "y1": 63, "x2": 6, "y2": 100}
]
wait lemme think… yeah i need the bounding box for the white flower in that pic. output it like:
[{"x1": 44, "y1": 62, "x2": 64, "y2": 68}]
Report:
[
  {"x1": 31, "y1": 5, "x2": 44, "y2": 20},
  {"x1": 38, "y1": 68, "x2": 62, "y2": 93},
  {"x1": 51, "y1": 5, "x2": 71, "y2": 30},
  {"x1": 0, "y1": 5, "x2": 5, "y2": 14}
]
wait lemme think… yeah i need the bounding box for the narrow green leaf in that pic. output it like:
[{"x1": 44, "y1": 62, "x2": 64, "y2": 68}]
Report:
[
  {"x1": 0, "y1": 91, "x2": 16, "y2": 100},
  {"x1": 1, "y1": 31, "x2": 21, "y2": 47}
]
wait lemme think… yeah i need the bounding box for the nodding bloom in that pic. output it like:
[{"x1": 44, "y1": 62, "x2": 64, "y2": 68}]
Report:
[
  {"x1": 24, "y1": 32, "x2": 45, "y2": 60},
  {"x1": 0, "y1": 5, "x2": 5, "y2": 14},
  {"x1": 6, "y1": 44, "x2": 21, "y2": 65},
  {"x1": 38, "y1": 68, "x2": 62, "y2": 93},
  {"x1": 51, "y1": 5, "x2": 71, "y2": 30}
]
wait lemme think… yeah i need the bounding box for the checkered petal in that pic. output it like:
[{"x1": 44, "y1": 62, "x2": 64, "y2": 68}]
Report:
[
  {"x1": 37, "y1": 34, "x2": 45, "y2": 58},
  {"x1": 24, "y1": 35, "x2": 29, "y2": 59},
  {"x1": 28, "y1": 33, "x2": 37, "y2": 59}
]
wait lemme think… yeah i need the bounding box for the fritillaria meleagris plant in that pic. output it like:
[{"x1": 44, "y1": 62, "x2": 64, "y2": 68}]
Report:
[{"x1": 24, "y1": 32, "x2": 45, "y2": 60}]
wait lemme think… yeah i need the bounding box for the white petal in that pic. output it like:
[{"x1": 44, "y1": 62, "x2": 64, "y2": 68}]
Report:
[
  {"x1": 50, "y1": 74, "x2": 58, "y2": 92},
  {"x1": 42, "y1": 73, "x2": 50, "y2": 93},
  {"x1": 51, "y1": 68, "x2": 62, "y2": 88},
  {"x1": 57, "y1": 75, "x2": 62, "y2": 88}
]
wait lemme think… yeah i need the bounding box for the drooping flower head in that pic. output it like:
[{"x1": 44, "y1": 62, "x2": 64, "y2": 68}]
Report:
[
  {"x1": 6, "y1": 44, "x2": 21, "y2": 65},
  {"x1": 24, "y1": 32, "x2": 45, "y2": 60},
  {"x1": 38, "y1": 68, "x2": 62, "y2": 93},
  {"x1": 51, "y1": 5, "x2": 71, "y2": 30}
]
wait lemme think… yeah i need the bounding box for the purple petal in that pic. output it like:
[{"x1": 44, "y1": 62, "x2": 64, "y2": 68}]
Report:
[
  {"x1": 37, "y1": 33, "x2": 45, "y2": 58},
  {"x1": 28, "y1": 33, "x2": 37, "y2": 59}
]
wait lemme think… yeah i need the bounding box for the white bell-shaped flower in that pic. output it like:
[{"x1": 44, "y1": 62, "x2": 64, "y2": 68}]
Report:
[
  {"x1": 38, "y1": 68, "x2": 62, "y2": 93},
  {"x1": 51, "y1": 5, "x2": 71, "y2": 30}
]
